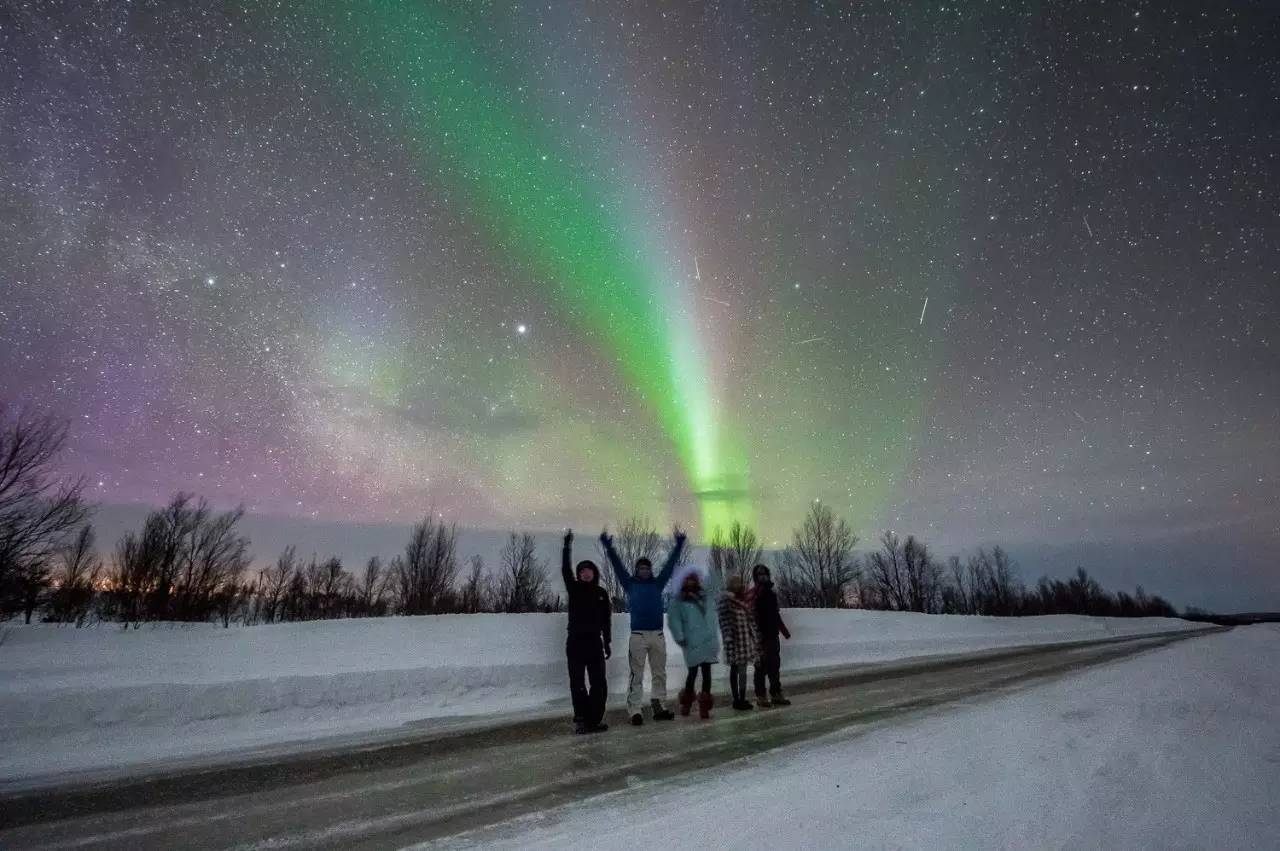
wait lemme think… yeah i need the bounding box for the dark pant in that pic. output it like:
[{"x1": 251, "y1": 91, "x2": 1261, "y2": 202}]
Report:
[
  {"x1": 754, "y1": 635, "x2": 783, "y2": 697},
  {"x1": 684, "y1": 662, "x2": 712, "y2": 693},
  {"x1": 729, "y1": 663, "x2": 749, "y2": 703},
  {"x1": 567, "y1": 635, "x2": 607, "y2": 726}
]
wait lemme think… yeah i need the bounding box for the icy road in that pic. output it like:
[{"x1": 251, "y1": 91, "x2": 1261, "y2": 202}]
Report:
[{"x1": 0, "y1": 629, "x2": 1219, "y2": 849}]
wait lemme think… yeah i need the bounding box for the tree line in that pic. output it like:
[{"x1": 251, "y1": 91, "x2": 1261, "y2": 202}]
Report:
[
  {"x1": 708, "y1": 504, "x2": 1176, "y2": 618},
  {"x1": 0, "y1": 409, "x2": 1177, "y2": 627}
]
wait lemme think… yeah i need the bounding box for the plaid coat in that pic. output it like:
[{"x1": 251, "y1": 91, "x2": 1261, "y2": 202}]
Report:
[{"x1": 718, "y1": 593, "x2": 759, "y2": 665}]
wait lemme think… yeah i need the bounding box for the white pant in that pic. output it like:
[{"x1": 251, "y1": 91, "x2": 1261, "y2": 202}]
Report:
[{"x1": 627, "y1": 630, "x2": 668, "y2": 711}]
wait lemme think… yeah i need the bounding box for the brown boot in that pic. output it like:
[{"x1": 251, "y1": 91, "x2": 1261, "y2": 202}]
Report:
[
  {"x1": 678, "y1": 689, "x2": 694, "y2": 717},
  {"x1": 697, "y1": 691, "x2": 714, "y2": 719}
]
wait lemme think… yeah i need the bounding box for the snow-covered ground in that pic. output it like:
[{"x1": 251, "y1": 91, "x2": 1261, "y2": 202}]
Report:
[
  {"x1": 0, "y1": 611, "x2": 1205, "y2": 783},
  {"x1": 444, "y1": 624, "x2": 1279, "y2": 851}
]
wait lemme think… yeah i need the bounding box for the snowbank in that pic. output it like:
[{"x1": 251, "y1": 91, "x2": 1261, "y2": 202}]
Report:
[
  {"x1": 0, "y1": 611, "x2": 1206, "y2": 783},
  {"x1": 448, "y1": 623, "x2": 1280, "y2": 850}
]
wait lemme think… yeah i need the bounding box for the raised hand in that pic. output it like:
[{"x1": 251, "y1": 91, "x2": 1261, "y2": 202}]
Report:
[
  {"x1": 564, "y1": 529, "x2": 574, "y2": 547},
  {"x1": 599, "y1": 528, "x2": 613, "y2": 548},
  {"x1": 672, "y1": 524, "x2": 687, "y2": 544}
]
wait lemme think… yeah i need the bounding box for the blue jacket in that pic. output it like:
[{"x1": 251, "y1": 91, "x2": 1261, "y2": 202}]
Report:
[
  {"x1": 602, "y1": 533, "x2": 686, "y2": 632},
  {"x1": 667, "y1": 570, "x2": 722, "y2": 668}
]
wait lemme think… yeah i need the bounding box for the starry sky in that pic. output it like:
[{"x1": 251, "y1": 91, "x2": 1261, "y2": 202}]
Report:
[{"x1": 2, "y1": 2, "x2": 1277, "y2": 607}]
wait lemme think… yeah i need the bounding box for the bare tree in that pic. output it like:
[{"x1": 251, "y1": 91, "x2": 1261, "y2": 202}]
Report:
[
  {"x1": 107, "y1": 512, "x2": 168, "y2": 626},
  {"x1": 48, "y1": 524, "x2": 101, "y2": 625},
  {"x1": 0, "y1": 409, "x2": 90, "y2": 618},
  {"x1": 867, "y1": 531, "x2": 909, "y2": 611},
  {"x1": 307, "y1": 556, "x2": 353, "y2": 619},
  {"x1": 356, "y1": 556, "x2": 389, "y2": 617},
  {"x1": 146, "y1": 494, "x2": 203, "y2": 621},
  {"x1": 283, "y1": 564, "x2": 307, "y2": 621},
  {"x1": 213, "y1": 577, "x2": 252, "y2": 627},
  {"x1": 498, "y1": 532, "x2": 549, "y2": 613},
  {"x1": 901, "y1": 535, "x2": 943, "y2": 613},
  {"x1": 391, "y1": 517, "x2": 459, "y2": 614},
  {"x1": 457, "y1": 555, "x2": 493, "y2": 614},
  {"x1": 256, "y1": 546, "x2": 297, "y2": 624},
  {"x1": 942, "y1": 554, "x2": 972, "y2": 614},
  {"x1": 966, "y1": 546, "x2": 1022, "y2": 615},
  {"x1": 865, "y1": 532, "x2": 943, "y2": 613},
  {"x1": 986, "y1": 546, "x2": 1022, "y2": 615},
  {"x1": 101, "y1": 494, "x2": 250, "y2": 624},
  {"x1": 709, "y1": 520, "x2": 762, "y2": 583},
  {"x1": 172, "y1": 502, "x2": 251, "y2": 621},
  {"x1": 13, "y1": 558, "x2": 53, "y2": 623},
  {"x1": 778, "y1": 502, "x2": 859, "y2": 607}
]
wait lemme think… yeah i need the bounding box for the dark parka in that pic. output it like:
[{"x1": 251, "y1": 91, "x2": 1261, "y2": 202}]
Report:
[
  {"x1": 752, "y1": 581, "x2": 791, "y2": 641},
  {"x1": 562, "y1": 543, "x2": 613, "y2": 650}
]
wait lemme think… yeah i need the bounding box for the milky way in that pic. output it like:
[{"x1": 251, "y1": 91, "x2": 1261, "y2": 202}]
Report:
[{"x1": 1, "y1": 3, "x2": 1277, "y2": 603}]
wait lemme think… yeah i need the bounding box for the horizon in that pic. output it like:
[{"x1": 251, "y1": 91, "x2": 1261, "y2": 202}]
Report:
[{"x1": 85, "y1": 500, "x2": 1275, "y2": 613}]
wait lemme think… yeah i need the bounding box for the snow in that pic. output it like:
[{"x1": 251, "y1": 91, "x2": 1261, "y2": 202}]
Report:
[
  {"x1": 441, "y1": 624, "x2": 1280, "y2": 851},
  {"x1": 0, "y1": 611, "x2": 1206, "y2": 785}
]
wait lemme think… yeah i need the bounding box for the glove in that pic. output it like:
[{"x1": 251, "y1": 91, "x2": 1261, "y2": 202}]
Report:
[
  {"x1": 563, "y1": 529, "x2": 573, "y2": 547},
  {"x1": 599, "y1": 530, "x2": 613, "y2": 548},
  {"x1": 604, "y1": 644, "x2": 612, "y2": 660},
  {"x1": 781, "y1": 626, "x2": 792, "y2": 640}
]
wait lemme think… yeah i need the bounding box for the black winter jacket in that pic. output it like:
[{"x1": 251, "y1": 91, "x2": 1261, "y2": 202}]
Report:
[
  {"x1": 753, "y1": 581, "x2": 791, "y2": 640},
  {"x1": 562, "y1": 543, "x2": 613, "y2": 649}
]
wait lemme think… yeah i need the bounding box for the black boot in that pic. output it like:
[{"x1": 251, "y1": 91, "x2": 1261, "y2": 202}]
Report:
[
  {"x1": 631, "y1": 712, "x2": 644, "y2": 726},
  {"x1": 651, "y1": 699, "x2": 675, "y2": 721}
]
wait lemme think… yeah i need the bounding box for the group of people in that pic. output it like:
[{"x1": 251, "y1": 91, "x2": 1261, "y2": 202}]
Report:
[{"x1": 560, "y1": 528, "x2": 792, "y2": 735}]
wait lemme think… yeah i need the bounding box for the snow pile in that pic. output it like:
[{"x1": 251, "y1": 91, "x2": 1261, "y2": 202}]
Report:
[
  {"x1": 445, "y1": 624, "x2": 1280, "y2": 850},
  {"x1": 0, "y1": 611, "x2": 1206, "y2": 783}
]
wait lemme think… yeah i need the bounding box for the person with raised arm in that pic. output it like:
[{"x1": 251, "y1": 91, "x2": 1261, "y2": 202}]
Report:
[
  {"x1": 561, "y1": 529, "x2": 613, "y2": 734},
  {"x1": 600, "y1": 525, "x2": 687, "y2": 726}
]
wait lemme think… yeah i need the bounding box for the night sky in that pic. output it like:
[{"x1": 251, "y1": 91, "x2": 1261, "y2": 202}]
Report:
[{"x1": 2, "y1": 2, "x2": 1277, "y2": 607}]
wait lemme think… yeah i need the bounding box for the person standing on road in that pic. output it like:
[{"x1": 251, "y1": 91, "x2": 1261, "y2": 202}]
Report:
[
  {"x1": 600, "y1": 526, "x2": 688, "y2": 726},
  {"x1": 719, "y1": 573, "x2": 759, "y2": 711},
  {"x1": 561, "y1": 529, "x2": 613, "y2": 734},
  {"x1": 750, "y1": 563, "x2": 792, "y2": 707},
  {"x1": 667, "y1": 565, "x2": 722, "y2": 719}
]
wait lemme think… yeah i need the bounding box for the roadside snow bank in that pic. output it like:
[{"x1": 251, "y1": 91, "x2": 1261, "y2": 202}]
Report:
[
  {"x1": 0, "y1": 611, "x2": 1206, "y2": 782},
  {"x1": 450, "y1": 623, "x2": 1280, "y2": 851}
]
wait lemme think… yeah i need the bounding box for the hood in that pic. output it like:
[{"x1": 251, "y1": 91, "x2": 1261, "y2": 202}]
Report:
[
  {"x1": 575, "y1": 560, "x2": 601, "y2": 584},
  {"x1": 670, "y1": 561, "x2": 705, "y2": 592}
]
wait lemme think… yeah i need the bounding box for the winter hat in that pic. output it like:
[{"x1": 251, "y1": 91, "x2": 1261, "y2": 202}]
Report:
[{"x1": 670, "y1": 561, "x2": 706, "y2": 593}]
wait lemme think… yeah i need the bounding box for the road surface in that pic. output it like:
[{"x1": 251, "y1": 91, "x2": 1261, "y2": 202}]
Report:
[{"x1": 0, "y1": 628, "x2": 1215, "y2": 849}]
